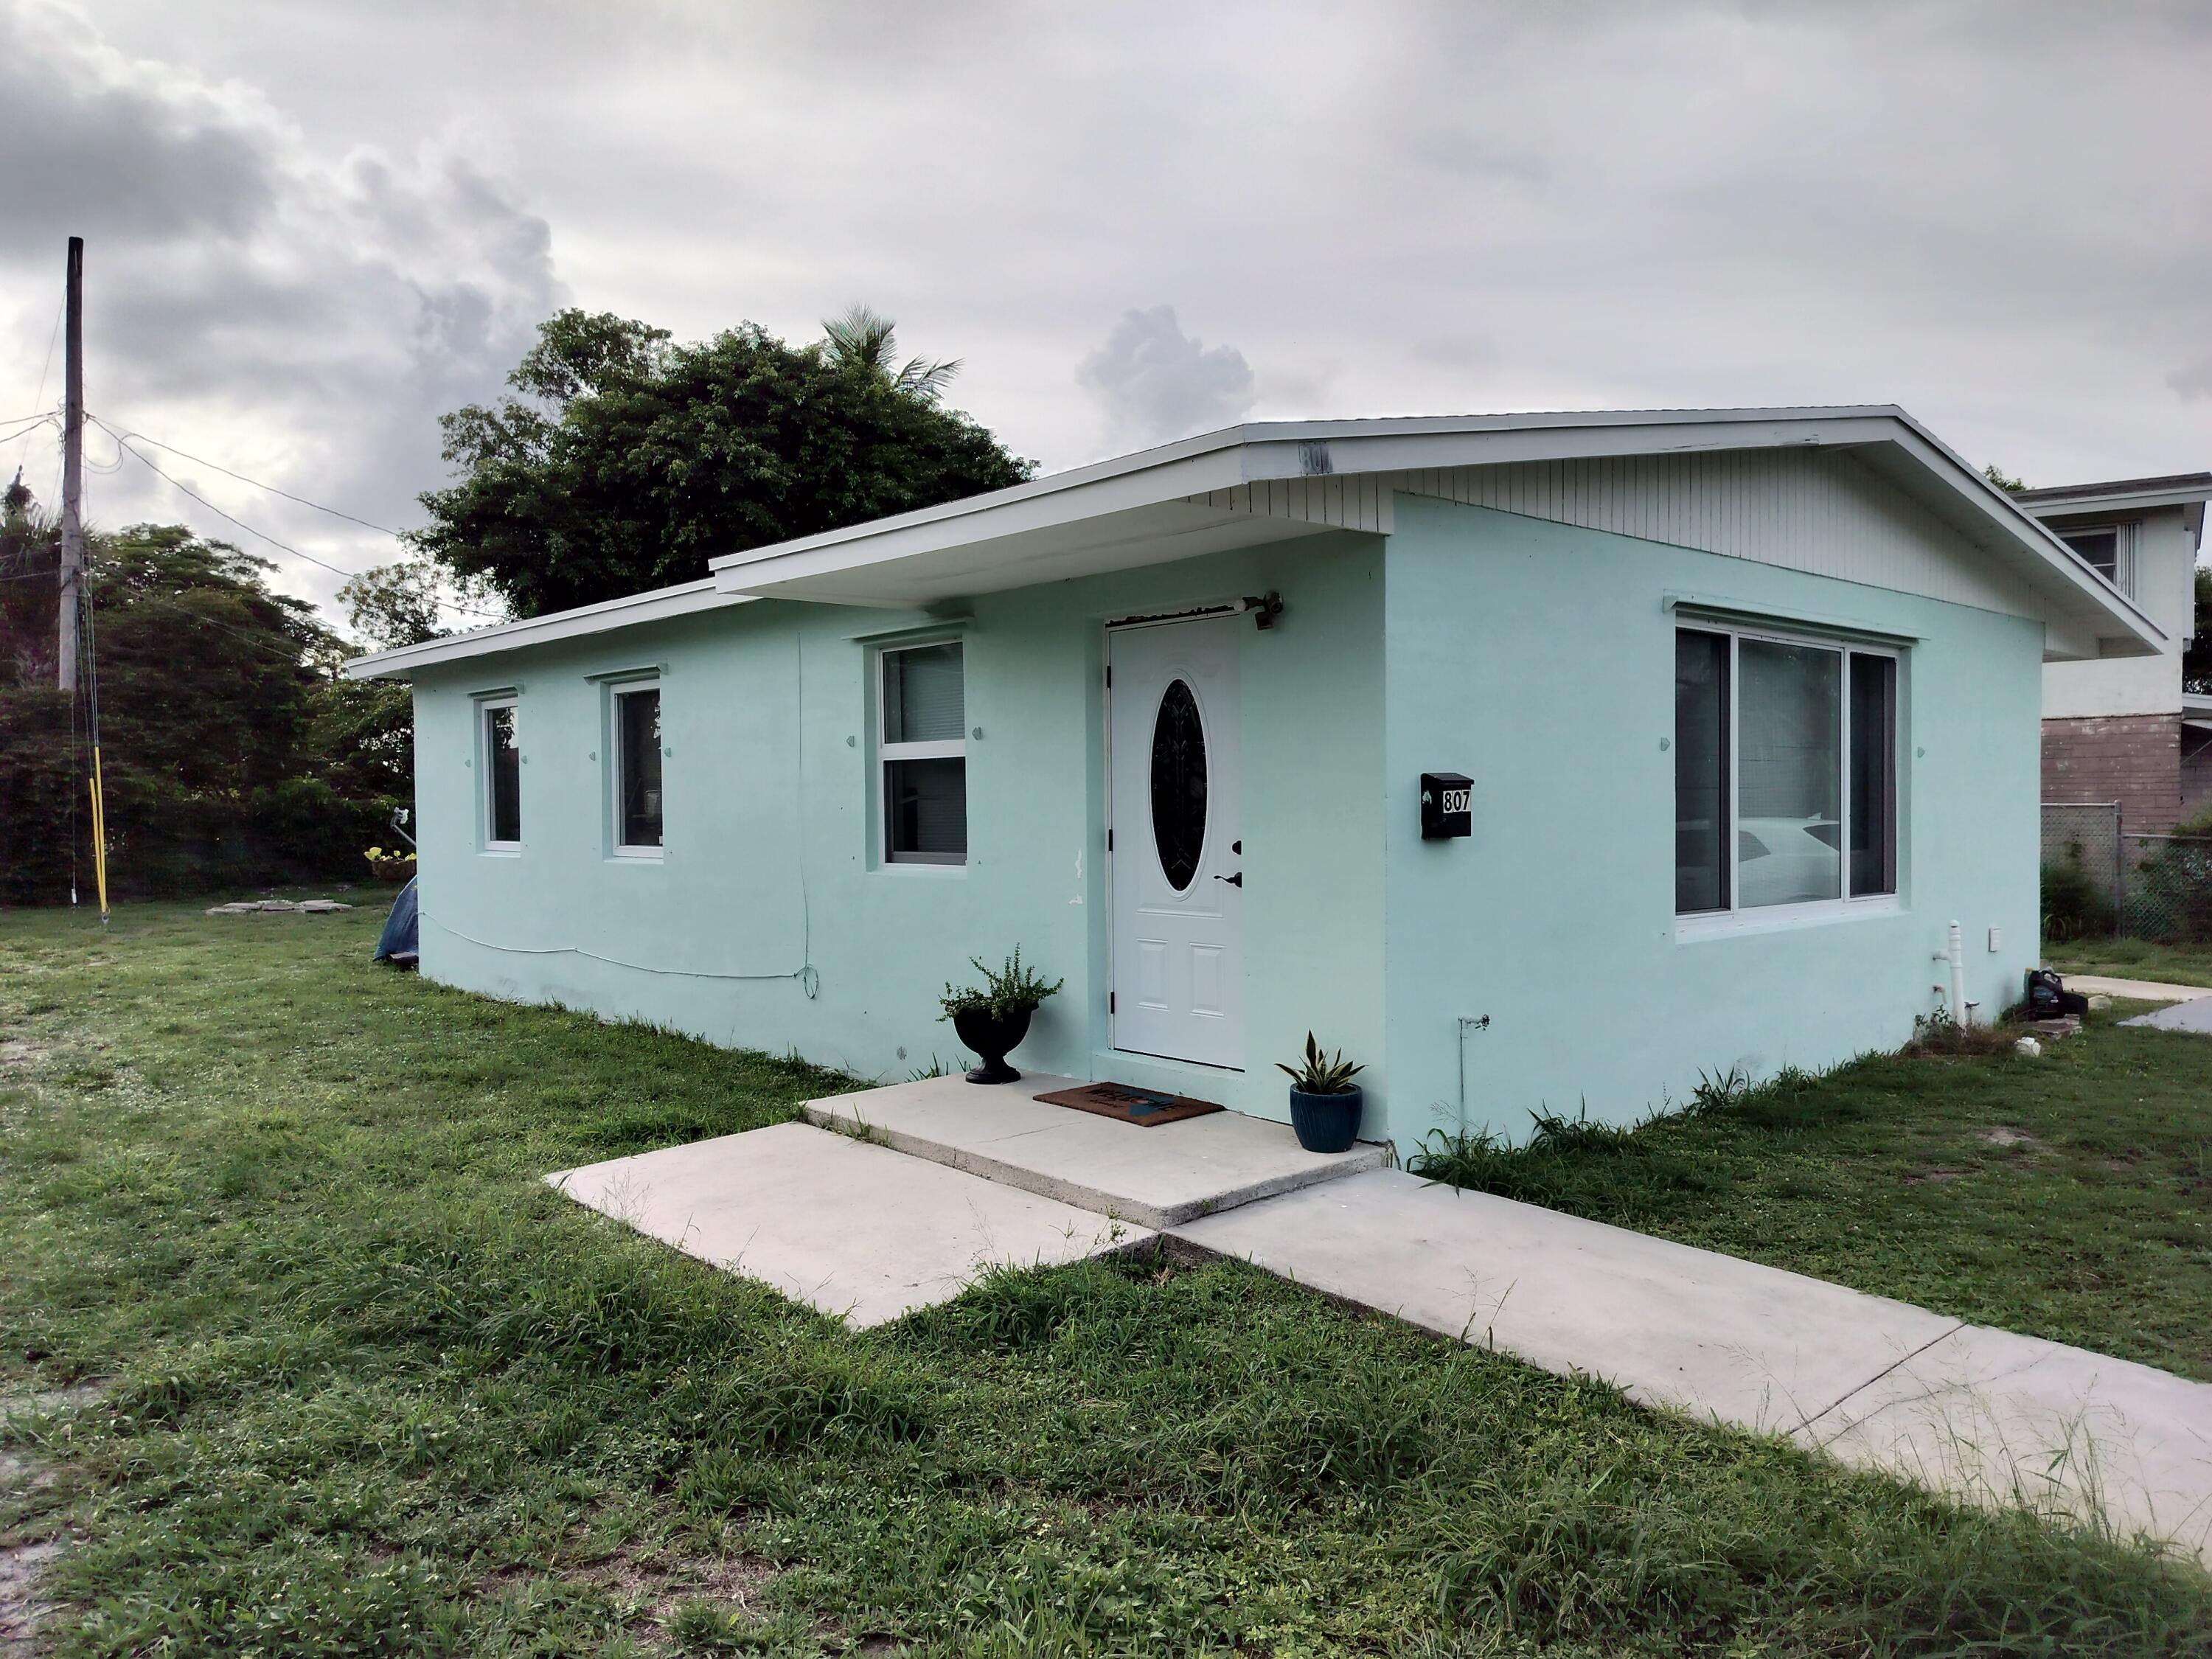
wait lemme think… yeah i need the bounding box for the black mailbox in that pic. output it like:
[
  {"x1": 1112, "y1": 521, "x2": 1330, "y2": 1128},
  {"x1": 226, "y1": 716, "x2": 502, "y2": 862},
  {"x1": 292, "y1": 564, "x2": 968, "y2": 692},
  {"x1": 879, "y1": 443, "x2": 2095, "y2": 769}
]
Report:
[{"x1": 1420, "y1": 772, "x2": 1472, "y2": 840}]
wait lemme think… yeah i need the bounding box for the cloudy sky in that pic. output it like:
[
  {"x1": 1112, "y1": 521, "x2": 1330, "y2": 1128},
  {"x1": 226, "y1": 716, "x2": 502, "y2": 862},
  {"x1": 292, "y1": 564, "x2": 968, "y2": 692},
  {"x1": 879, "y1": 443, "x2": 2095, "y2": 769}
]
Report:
[{"x1": 4, "y1": 0, "x2": 2209, "y2": 633}]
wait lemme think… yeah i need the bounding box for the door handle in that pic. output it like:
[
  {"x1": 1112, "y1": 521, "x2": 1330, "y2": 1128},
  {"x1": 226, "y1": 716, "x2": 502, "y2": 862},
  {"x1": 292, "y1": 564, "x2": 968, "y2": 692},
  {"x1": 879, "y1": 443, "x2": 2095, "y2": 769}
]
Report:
[{"x1": 1214, "y1": 872, "x2": 1242, "y2": 887}]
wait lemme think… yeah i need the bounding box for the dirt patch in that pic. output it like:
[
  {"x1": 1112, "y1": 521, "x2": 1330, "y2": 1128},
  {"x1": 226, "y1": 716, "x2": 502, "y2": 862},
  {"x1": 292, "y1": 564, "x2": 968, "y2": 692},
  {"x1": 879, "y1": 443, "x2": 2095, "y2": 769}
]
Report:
[
  {"x1": 1, "y1": 1381, "x2": 106, "y2": 1654},
  {"x1": 0, "y1": 1042, "x2": 51, "y2": 1072},
  {"x1": 1978, "y1": 1126, "x2": 2041, "y2": 1149},
  {"x1": 0, "y1": 1538, "x2": 62, "y2": 1654},
  {"x1": 1903, "y1": 1169, "x2": 1971, "y2": 1185}
]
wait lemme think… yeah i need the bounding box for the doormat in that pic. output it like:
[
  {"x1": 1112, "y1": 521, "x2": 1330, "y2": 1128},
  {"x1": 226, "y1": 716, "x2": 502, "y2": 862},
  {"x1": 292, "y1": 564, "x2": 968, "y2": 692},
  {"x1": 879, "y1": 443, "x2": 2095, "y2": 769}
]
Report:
[{"x1": 1032, "y1": 1082, "x2": 1225, "y2": 1128}]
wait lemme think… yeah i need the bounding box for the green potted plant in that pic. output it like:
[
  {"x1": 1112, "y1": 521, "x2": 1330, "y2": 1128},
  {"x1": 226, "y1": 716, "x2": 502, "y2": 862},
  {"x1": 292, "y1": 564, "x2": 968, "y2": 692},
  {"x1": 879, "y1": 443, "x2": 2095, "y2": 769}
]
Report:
[
  {"x1": 364, "y1": 845, "x2": 417, "y2": 883},
  {"x1": 939, "y1": 948, "x2": 1064, "y2": 1084},
  {"x1": 1277, "y1": 1032, "x2": 1365, "y2": 1152}
]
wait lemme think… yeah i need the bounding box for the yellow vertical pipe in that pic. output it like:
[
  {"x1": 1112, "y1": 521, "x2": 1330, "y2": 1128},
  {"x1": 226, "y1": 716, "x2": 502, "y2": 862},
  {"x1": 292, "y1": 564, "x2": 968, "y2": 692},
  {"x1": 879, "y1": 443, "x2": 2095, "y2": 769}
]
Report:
[{"x1": 89, "y1": 745, "x2": 109, "y2": 918}]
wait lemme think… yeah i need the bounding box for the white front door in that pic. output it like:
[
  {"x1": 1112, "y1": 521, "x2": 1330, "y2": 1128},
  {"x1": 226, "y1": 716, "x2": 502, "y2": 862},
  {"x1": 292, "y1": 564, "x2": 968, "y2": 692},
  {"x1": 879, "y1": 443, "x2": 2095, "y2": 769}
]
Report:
[{"x1": 1110, "y1": 614, "x2": 1243, "y2": 1069}]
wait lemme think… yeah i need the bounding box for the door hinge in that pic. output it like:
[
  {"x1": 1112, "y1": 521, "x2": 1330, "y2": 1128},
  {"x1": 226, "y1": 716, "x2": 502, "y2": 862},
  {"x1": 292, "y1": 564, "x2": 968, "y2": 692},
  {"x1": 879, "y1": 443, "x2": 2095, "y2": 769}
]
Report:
[
  {"x1": 1104, "y1": 664, "x2": 1112, "y2": 689},
  {"x1": 1107, "y1": 828, "x2": 1113, "y2": 851},
  {"x1": 1110, "y1": 991, "x2": 1116, "y2": 1013}
]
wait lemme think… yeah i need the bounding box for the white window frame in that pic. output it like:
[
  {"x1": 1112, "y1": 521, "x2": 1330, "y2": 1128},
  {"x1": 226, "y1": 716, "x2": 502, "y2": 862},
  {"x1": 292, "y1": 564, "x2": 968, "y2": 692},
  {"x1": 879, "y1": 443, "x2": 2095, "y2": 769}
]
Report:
[
  {"x1": 1675, "y1": 622, "x2": 1902, "y2": 937},
  {"x1": 479, "y1": 695, "x2": 521, "y2": 852},
  {"x1": 2056, "y1": 522, "x2": 2134, "y2": 597},
  {"x1": 877, "y1": 639, "x2": 967, "y2": 869},
  {"x1": 609, "y1": 678, "x2": 665, "y2": 860}
]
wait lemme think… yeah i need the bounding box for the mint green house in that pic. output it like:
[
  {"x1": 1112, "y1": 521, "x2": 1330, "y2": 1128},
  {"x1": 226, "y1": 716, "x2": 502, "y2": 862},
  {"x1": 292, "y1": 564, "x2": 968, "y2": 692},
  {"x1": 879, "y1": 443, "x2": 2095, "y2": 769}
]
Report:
[{"x1": 347, "y1": 408, "x2": 2163, "y2": 1155}]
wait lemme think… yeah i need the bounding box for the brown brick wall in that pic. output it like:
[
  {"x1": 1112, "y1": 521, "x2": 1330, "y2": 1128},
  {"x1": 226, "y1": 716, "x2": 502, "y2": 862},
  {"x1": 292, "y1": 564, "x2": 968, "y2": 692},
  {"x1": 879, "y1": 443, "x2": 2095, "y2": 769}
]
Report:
[
  {"x1": 2183, "y1": 730, "x2": 2212, "y2": 828},
  {"x1": 2042, "y1": 713, "x2": 2183, "y2": 831}
]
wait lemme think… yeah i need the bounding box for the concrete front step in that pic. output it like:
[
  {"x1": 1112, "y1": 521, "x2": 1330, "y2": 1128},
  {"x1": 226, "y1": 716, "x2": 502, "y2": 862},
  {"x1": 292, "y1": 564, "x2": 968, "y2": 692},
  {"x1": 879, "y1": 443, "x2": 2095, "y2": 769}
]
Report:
[{"x1": 802, "y1": 1073, "x2": 1393, "y2": 1231}]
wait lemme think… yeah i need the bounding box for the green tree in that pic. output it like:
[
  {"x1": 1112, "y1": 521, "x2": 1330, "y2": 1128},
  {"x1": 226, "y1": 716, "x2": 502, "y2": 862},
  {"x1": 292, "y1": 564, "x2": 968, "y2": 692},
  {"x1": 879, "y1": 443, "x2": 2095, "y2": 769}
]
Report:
[
  {"x1": 1983, "y1": 463, "x2": 2027, "y2": 493},
  {"x1": 409, "y1": 307, "x2": 1034, "y2": 617},
  {"x1": 0, "y1": 505, "x2": 397, "y2": 903}
]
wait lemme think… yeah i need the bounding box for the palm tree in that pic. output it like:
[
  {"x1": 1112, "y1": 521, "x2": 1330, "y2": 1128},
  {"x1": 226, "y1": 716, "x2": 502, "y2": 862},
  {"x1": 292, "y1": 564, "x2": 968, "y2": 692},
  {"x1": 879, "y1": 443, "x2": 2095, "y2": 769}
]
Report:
[{"x1": 821, "y1": 305, "x2": 961, "y2": 402}]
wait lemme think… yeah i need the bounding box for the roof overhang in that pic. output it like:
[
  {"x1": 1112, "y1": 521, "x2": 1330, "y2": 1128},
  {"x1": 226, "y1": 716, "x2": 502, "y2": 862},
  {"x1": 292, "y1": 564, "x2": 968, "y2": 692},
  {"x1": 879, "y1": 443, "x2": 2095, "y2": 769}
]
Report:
[
  {"x1": 2015, "y1": 474, "x2": 2210, "y2": 553},
  {"x1": 707, "y1": 406, "x2": 2164, "y2": 660},
  {"x1": 348, "y1": 406, "x2": 2168, "y2": 680},
  {"x1": 343, "y1": 578, "x2": 751, "y2": 681}
]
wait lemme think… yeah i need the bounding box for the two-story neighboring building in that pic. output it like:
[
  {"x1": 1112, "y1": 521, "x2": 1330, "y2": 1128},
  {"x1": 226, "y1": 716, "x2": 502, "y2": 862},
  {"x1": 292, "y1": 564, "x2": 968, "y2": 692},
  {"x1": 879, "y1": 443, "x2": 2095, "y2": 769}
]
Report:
[{"x1": 2023, "y1": 473, "x2": 2211, "y2": 830}]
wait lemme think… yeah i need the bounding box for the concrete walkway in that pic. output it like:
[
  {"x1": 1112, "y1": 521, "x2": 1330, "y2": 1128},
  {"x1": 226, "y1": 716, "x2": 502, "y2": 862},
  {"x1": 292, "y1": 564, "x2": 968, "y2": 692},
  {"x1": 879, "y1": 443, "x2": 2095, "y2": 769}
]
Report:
[
  {"x1": 553, "y1": 1077, "x2": 2212, "y2": 1561},
  {"x1": 2063, "y1": 973, "x2": 2212, "y2": 1003},
  {"x1": 2121, "y1": 998, "x2": 2212, "y2": 1034},
  {"x1": 550, "y1": 1121, "x2": 1150, "y2": 1327},
  {"x1": 1175, "y1": 1171, "x2": 2212, "y2": 1558}
]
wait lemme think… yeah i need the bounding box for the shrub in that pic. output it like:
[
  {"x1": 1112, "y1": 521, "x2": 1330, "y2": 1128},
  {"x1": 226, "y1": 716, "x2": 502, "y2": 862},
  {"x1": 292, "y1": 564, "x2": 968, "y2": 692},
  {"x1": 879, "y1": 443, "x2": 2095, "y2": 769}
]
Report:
[{"x1": 2042, "y1": 848, "x2": 2115, "y2": 942}]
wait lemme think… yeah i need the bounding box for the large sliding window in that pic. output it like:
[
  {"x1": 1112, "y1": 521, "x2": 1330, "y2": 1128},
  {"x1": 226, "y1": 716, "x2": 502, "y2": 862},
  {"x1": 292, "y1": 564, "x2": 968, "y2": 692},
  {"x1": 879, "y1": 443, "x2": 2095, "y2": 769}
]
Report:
[
  {"x1": 880, "y1": 641, "x2": 967, "y2": 866},
  {"x1": 480, "y1": 697, "x2": 521, "y2": 850},
  {"x1": 1674, "y1": 625, "x2": 1899, "y2": 922}
]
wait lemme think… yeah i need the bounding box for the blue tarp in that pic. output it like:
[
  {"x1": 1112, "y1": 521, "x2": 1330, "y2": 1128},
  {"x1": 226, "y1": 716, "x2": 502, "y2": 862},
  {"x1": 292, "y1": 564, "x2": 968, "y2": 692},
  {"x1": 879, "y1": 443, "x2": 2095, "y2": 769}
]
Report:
[{"x1": 373, "y1": 877, "x2": 418, "y2": 965}]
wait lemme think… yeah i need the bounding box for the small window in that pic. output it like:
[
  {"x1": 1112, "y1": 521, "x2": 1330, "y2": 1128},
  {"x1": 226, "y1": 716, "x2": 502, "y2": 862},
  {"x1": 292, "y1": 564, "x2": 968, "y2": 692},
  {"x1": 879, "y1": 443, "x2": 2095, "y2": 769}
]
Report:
[
  {"x1": 1848, "y1": 653, "x2": 1897, "y2": 897},
  {"x1": 2060, "y1": 526, "x2": 2126, "y2": 593},
  {"x1": 1674, "y1": 625, "x2": 1899, "y2": 920},
  {"x1": 1674, "y1": 631, "x2": 1730, "y2": 912},
  {"x1": 613, "y1": 684, "x2": 663, "y2": 853},
  {"x1": 482, "y1": 698, "x2": 521, "y2": 849},
  {"x1": 880, "y1": 641, "x2": 966, "y2": 865}
]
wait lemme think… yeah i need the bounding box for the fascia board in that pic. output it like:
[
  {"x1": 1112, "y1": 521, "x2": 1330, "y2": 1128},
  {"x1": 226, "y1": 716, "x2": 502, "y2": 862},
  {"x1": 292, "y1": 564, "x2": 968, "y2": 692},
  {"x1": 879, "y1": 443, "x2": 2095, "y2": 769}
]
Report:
[{"x1": 341, "y1": 582, "x2": 751, "y2": 680}]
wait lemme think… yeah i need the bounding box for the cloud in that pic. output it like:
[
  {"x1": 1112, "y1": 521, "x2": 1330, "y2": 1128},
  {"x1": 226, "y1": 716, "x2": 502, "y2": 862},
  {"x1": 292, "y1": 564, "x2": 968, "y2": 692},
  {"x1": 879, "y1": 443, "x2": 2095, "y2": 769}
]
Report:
[
  {"x1": 10, "y1": 0, "x2": 2212, "y2": 600},
  {"x1": 1077, "y1": 306, "x2": 1256, "y2": 446},
  {"x1": 2171, "y1": 360, "x2": 2212, "y2": 403},
  {"x1": 0, "y1": 1, "x2": 560, "y2": 624}
]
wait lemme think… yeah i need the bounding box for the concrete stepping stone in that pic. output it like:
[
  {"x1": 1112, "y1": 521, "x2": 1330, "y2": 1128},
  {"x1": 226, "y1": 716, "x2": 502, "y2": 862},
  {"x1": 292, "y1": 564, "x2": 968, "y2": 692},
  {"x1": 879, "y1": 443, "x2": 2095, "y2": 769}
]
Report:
[
  {"x1": 549, "y1": 1121, "x2": 1151, "y2": 1328},
  {"x1": 2121, "y1": 998, "x2": 2212, "y2": 1034},
  {"x1": 802, "y1": 1073, "x2": 1392, "y2": 1230}
]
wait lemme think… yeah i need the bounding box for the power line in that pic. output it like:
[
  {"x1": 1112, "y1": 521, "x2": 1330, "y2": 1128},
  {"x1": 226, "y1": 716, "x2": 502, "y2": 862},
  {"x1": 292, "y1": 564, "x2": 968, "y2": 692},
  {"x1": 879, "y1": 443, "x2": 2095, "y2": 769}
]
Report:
[
  {"x1": 88, "y1": 421, "x2": 404, "y2": 537},
  {"x1": 86, "y1": 414, "x2": 501, "y2": 622}
]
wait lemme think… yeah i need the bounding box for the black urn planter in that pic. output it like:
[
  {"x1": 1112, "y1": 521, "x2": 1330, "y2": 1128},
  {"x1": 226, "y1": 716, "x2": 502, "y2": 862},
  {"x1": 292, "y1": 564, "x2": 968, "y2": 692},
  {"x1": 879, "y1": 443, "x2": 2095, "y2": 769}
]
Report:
[
  {"x1": 953, "y1": 1004, "x2": 1034, "y2": 1084},
  {"x1": 1288, "y1": 1085, "x2": 1363, "y2": 1154}
]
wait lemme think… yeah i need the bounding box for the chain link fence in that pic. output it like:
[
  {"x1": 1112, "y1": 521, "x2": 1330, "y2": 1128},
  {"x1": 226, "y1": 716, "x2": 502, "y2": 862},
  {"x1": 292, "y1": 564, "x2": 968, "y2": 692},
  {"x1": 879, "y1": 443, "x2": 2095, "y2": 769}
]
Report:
[{"x1": 2042, "y1": 801, "x2": 2212, "y2": 942}]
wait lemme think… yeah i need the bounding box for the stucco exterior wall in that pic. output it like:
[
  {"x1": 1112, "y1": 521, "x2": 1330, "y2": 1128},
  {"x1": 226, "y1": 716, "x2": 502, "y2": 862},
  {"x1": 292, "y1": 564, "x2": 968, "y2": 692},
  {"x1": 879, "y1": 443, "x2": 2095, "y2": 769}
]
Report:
[
  {"x1": 2041, "y1": 506, "x2": 2193, "y2": 720},
  {"x1": 1381, "y1": 493, "x2": 2043, "y2": 1150},
  {"x1": 407, "y1": 533, "x2": 1388, "y2": 1131}
]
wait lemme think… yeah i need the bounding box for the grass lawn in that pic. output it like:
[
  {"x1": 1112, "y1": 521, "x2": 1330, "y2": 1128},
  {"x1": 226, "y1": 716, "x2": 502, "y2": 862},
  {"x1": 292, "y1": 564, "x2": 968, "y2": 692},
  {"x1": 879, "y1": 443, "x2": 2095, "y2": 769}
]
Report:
[
  {"x1": 4, "y1": 902, "x2": 2211, "y2": 1656},
  {"x1": 2042, "y1": 936, "x2": 2212, "y2": 988},
  {"x1": 1411, "y1": 1016, "x2": 2212, "y2": 1387}
]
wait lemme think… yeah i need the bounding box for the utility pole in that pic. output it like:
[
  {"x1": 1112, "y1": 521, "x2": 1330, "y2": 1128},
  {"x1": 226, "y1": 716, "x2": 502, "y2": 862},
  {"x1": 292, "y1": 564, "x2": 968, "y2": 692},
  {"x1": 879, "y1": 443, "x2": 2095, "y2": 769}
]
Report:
[{"x1": 56, "y1": 235, "x2": 84, "y2": 693}]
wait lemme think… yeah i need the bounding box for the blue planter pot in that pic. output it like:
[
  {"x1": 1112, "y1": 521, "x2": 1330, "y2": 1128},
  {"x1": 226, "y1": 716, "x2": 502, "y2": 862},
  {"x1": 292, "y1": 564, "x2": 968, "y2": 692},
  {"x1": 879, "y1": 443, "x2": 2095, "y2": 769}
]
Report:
[{"x1": 1288, "y1": 1085, "x2": 1363, "y2": 1154}]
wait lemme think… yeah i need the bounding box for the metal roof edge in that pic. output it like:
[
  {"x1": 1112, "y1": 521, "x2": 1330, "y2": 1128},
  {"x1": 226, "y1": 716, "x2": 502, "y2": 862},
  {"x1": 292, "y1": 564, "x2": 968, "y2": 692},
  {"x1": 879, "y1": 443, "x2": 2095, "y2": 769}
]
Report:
[{"x1": 341, "y1": 578, "x2": 748, "y2": 680}]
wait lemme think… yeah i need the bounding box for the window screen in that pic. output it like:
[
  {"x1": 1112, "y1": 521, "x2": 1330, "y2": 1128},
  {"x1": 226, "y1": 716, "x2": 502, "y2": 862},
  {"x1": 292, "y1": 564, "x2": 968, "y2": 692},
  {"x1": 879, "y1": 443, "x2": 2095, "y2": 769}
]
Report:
[
  {"x1": 616, "y1": 686, "x2": 663, "y2": 850},
  {"x1": 1736, "y1": 639, "x2": 1842, "y2": 908},
  {"x1": 1848, "y1": 653, "x2": 1896, "y2": 897},
  {"x1": 484, "y1": 702, "x2": 521, "y2": 846},
  {"x1": 1674, "y1": 631, "x2": 1729, "y2": 914},
  {"x1": 881, "y1": 643, "x2": 966, "y2": 864}
]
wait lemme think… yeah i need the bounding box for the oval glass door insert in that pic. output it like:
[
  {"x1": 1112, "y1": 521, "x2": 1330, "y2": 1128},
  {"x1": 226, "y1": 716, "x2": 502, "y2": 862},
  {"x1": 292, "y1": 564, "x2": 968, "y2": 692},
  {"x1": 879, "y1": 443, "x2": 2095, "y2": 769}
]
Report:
[{"x1": 1150, "y1": 678, "x2": 1208, "y2": 891}]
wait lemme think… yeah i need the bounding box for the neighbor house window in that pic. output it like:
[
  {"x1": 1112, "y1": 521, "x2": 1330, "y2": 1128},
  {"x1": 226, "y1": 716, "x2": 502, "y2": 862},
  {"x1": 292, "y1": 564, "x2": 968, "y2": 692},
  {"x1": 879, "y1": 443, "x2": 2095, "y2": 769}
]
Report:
[
  {"x1": 880, "y1": 641, "x2": 966, "y2": 865},
  {"x1": 481, "y1": 696, "x2": 521, "y2": 849},
  {"x1": 2059, "y1": 525, "x2": 2130, "y2": 594},
  {"x1": 612, "y1": 682, "x2": 663, "y2": 854},
  {"x1": 1674, "y1": 625, "x2": 1899, "y2": 921}
]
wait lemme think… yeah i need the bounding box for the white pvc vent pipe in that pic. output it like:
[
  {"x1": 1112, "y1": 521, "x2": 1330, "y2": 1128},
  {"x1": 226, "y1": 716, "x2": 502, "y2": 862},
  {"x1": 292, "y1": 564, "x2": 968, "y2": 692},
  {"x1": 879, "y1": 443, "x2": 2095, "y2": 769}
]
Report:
[{"x1": 1947, "y1": 920, "x2": 1967, "y2": 1029}]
